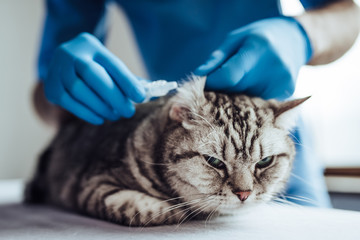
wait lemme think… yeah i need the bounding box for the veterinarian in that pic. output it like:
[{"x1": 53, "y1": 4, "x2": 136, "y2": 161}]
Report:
[{"x1": 33, "y1": 0, "x2": 360, "y2": 207}]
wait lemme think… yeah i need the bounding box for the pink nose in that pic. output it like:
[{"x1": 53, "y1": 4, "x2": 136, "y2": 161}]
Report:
[{"x1": 234, "y1": 191, "x2": 251, "y2": 201}]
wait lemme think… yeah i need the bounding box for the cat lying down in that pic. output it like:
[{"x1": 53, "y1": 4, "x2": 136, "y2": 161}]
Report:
[{"x1": 25, "y1": 76, "x2": 308, "y2": 227}]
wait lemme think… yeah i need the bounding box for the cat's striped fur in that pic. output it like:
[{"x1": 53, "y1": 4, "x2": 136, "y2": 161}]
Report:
[{"x1": 26, "y1": 76, "x2": 307, "y2": 226}]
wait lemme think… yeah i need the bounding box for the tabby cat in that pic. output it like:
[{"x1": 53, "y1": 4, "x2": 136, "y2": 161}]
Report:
[{"x1": 26, "y1": 76, "x2": 308, "y2": 227}]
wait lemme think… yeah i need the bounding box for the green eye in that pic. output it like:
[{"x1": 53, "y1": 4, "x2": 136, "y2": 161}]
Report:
[
  {"x1": 256, "y1": 156, "x2": 274, "y2": 169},
  {"x1": 205, "y1": 156, "x2": 225, "y2": 169}
]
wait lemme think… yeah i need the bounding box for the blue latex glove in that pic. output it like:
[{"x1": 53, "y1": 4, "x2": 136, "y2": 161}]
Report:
[
  {"x1": 44, "y1": 33, "x2": 146, "y2": 125},
  {"x1": 195, "y1": 17, "x2": 312, "y2": 100}
]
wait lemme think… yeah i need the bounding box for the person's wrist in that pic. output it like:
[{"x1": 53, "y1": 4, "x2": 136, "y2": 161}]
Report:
[{"x1": 280, "y1": 16, "x2": 313, "y2": 63}]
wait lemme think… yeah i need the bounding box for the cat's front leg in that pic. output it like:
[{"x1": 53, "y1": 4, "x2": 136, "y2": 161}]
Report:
[
  {"x1": 102, "y1": 189, "x2": 189, "y2": 227},
  {"x1": 78, "y1": 182, "x2": 186, "y2": 227}
]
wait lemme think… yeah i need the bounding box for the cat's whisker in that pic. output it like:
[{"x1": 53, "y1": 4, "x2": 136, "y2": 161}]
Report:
[
  {"x1": 130, "y1": 195, "x2": 206, "y2": 227},
  {"x1": 154, "y1": 193, "x2": 212, "y2": 207},
  {"x1": 156, "y1": 197, "x2": 213, "y2": 229},
  {"x1": 190, "y1": 111, "x2": 217, "y2": 131},
  {"x1": 165, "y1": 198, "x2": 207, "y2": 211},
  {"x1": 174, "y1": 195, "x2": 220, "y2": 225},
  {"x1": 285, "y1": 194, "x2": 315, "y2": 202},
  {"x1": 140, "y1": 196, "x2": 211, "y2": 227},
  {"x1": 184, "y1": 200, "x2": 215, "y2": 222},
  {"x1": 198, "y1": 131, "x2": 218, "y2": 149},
  {"x1": 286, "y1": 131, "x2": 312, "y2": 151},
  {"x1": 161, "y1": 197, "x2": 214, "y2": 226},
  {"x1": 278, "y1": 192, "x2": 288, "y2": 201},
  {"x1": 259, "y1": 192, "x2": 302, "y2": 208},
  {"x1": 150, "y1": 196, "x2": 185, "y2": 205},
  {"x1": 198, "y1": 140, "x2": 218, "y2": 149},
  {"x1": 164, "y1": 201, "x2": 208, "y2": 227},
  {"x1": 155, "y1": 198, "x2": 214, "y2": 228},
  {"x1": 172, "y1": 197, "x2": 214, "y2": 228},
  {"x1": 177, "y1": 208, "x2": 193, "y2": 225},
  {"x1": 292, "y1": 142, "x2": 312, "y2": 152},
  {"x1": 272, "y1": 197, "x2": 304, "y2": 208},
  {"x1": 287, "y1": 131, "x2": 302, "y2": 145},
  {"x1": 198, "y1": 130, "x2": 217, "y2": 143},
  {"x1": 140, "y1": 202, "x2": 195, "y2": 228},
  {"x1": 277, "y1": 192, "x2": 309, "y2": 206},
  {"x1": 289, "y1": 173, "x2": 314, "y2": 187},
  {"x1": 176, "y1": 197, "x2": 216, "y2": 228},
  {"x1": 203, "y1": 129, "x2": 217, "y2": 138},
  {"x1": 205, "y1": 203, "x2": 221, "y2": 227},
  {"x1": 281, "y1": 194, "x2": 318, "y2": 206}
]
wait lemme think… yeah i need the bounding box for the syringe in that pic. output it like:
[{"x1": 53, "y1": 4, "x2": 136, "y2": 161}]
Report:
[{"x1": 140, "y1": 80, "x2": 178, "y2": 103}]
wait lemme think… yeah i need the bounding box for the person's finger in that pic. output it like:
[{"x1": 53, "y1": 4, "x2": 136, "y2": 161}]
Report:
[
  {"x1": 195, "y1": 50, "x2": 230, "y2": 76},
  {"x1": 205, "y1": 38, "x2": 260, "y2": 91},
  {"x1": 242, "y1": 63, "x2": 294, "y2": 100},
  {"x1": 194, "y1": 33, "x2": 245, "y2": 76},
  {"x1": 56, "y1": 87, "x2": 104, "y2": 125},
  {"x1": 225, "y1": 39, "x2": 295, "y2": 100},
  {"x1": 61, "y1": 74, "x2": 118, "y2": 121},
  {"x1": 75, "y1": 59, "x2": 134, "y2": 117},
  {"x1": 95, "y1": 50, "x2": 146, "y2": 103}
]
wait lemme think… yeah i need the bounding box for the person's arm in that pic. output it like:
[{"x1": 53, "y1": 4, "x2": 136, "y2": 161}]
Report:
[
  {"x1": 38, "y1": 0, "x2": 108, "y2": 82},
  {"x1": 297, "y1": 0, "x2": 360, "y2": 64},
  {"x1": 34, "y1": 0, "x2": 107, "y2": 126},
  {"x1": 195, "y1": 0, "x2": 360, "y2": 100},
  {"x1": 34, "y1": 0, "x2": 146, "y2": 126}
]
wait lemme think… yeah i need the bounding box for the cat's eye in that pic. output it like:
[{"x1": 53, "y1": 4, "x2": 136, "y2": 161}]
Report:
[
  {"x1": 256, "y1": 156, "x2": 274, "y2": 169},
  {"x1": 205, "y1": 156, "x2": 225, "y2": 169}
]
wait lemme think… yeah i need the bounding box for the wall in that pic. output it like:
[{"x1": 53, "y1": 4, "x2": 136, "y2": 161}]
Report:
[{"x1": 0, "y1": 0, "x2": 145, "y2": 179}]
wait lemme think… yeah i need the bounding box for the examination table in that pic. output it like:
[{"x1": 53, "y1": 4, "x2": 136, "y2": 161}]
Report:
[{"x1": 1, "y1": 180, "x2": 359, "y2": 240}]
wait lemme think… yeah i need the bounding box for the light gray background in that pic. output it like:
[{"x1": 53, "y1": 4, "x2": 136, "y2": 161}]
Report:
[
  {"x1": 1, "y1": 0, "x2": 360, "y2": 180},
  {"x1": 0, "y1": 0, "x2": 146, "y2": 179}
]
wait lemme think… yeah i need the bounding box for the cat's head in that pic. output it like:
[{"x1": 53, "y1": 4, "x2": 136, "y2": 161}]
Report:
[{"x1": 161, "y1": 75, "x2": 308, "y2": 214}]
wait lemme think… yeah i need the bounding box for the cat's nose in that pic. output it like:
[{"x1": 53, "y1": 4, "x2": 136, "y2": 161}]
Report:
[{"x1": 233, "y1": 191, "x2": 251, "y2": 201}]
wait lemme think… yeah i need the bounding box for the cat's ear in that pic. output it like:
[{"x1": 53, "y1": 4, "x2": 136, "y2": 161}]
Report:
[
  {"x1": 169, "y1": 105, "x2": 193, "y2": 122},
  {"x1": 272, "y1": 96, "x2": 310, "y2": 130},
  {"x1": 169, "y1": 75, "x2": 206, "y2": 123}
]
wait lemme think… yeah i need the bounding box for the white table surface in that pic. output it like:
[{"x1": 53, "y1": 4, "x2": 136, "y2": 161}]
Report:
[{"x1": 1, "y1": 180, "x2": 360, "y2": 240}]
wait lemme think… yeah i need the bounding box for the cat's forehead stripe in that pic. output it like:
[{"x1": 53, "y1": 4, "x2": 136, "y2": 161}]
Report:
[{"x1": 203, "y1": 92, "x2": 274, "y2": 161}]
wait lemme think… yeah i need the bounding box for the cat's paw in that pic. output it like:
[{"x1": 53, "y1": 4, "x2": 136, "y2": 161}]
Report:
[{"x1": 103, "y1": 190, "x2": 186, "y2": 227}]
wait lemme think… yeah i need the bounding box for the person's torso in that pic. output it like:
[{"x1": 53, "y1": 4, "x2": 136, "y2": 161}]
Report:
[{"x1": 116, "y1": 0, "x2": 281, "y2": 81}]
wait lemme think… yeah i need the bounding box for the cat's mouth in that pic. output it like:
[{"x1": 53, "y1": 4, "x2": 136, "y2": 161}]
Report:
[{"x1": 186, "y1": 193, "x2": 256, "y2": 215}]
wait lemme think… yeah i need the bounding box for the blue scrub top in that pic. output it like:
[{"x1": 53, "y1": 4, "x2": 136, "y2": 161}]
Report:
[
  {"x1": 38, "y1": 0, "x2": 334, "y2": 207},
  {"x1": 38, "y1": 0, "x2": 334, "y2": 82}
]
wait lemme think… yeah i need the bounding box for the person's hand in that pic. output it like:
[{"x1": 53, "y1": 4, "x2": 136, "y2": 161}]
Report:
[
  {"x1": 44, "y1": 33, "x2": 146, "y2": 125},
  {"x1": 195, "y1": 17, "x2": 312, "y2": 100}
]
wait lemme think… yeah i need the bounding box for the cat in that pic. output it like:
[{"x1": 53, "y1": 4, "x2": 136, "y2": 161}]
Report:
[{"x1": 25, "y1": 76, "x2": 308, "y2": 227}]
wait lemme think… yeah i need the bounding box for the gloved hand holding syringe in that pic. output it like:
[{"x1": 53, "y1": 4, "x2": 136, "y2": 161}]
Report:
[
  {"x1": 44, "y1": 33, "x2": 179, "y2": 125},
  {"x1": 139, "y1": 80, "x2": 178, "y2": 103}
]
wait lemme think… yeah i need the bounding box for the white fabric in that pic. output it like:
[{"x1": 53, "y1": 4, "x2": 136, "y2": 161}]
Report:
[{"x1": 1, "y1": 180, "x2": 360, "y2": 240}]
